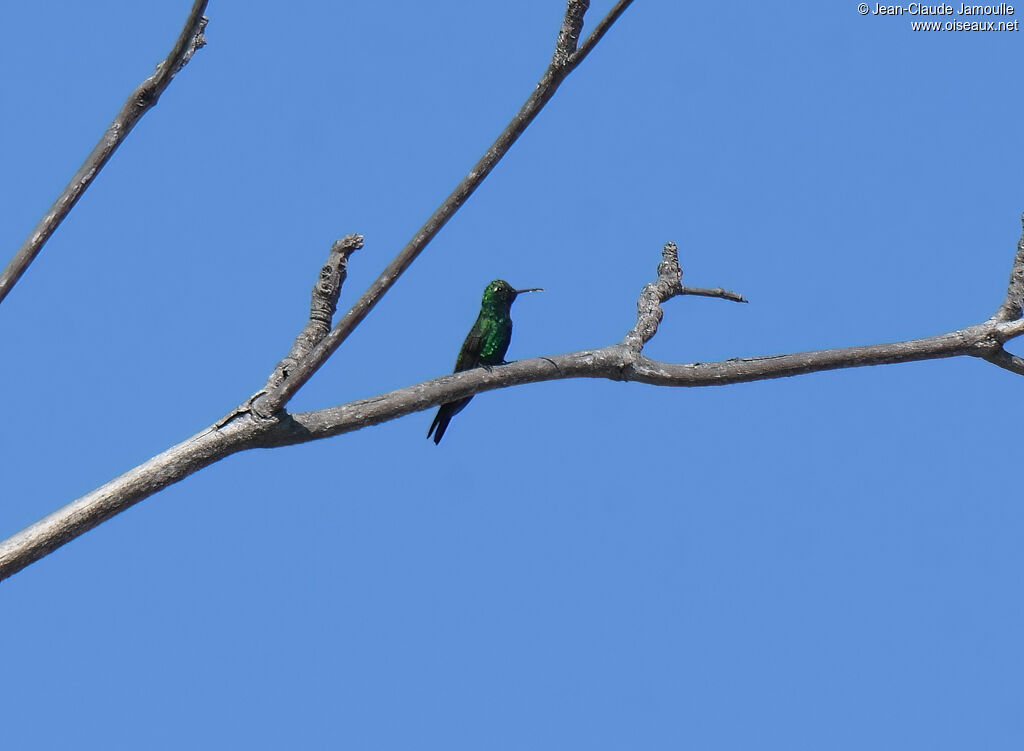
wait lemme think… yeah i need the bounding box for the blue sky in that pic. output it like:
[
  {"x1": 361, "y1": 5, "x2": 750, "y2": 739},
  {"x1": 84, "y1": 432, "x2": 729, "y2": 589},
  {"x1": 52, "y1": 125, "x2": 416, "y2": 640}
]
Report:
[{"x1": 2, "y1": 2, "x2": 1022, "y2": 748}]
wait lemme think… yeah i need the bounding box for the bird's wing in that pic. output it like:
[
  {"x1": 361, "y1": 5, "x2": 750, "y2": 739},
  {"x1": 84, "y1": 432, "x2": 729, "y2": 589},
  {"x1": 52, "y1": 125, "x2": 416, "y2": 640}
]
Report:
[{"x1": 453, "y1": 314, "x2": 489, "y2": 372}]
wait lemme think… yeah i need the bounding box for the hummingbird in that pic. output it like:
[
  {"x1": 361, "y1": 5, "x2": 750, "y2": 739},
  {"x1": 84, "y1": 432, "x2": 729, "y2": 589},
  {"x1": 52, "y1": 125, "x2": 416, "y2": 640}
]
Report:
[{"x1": 428, "y1": 279, "x2": 542, "y2": 444}]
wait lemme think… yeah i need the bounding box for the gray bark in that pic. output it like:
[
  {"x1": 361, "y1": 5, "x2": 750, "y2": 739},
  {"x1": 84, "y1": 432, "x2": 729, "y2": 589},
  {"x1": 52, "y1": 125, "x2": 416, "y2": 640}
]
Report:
[{"x1": 1, "y1": 1, "x2": 1021, "y2": 584}]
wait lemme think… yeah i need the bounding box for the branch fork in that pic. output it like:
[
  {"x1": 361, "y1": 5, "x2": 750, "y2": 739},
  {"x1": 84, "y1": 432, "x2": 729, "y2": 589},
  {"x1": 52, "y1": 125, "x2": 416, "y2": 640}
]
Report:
[{"x1": 251, "y1": 0, "x2": 637, "y2": 418}]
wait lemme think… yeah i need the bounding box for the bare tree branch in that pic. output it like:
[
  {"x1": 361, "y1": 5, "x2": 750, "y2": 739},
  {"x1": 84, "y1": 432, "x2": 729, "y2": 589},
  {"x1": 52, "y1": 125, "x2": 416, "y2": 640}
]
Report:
[
  {"x1": 681, "y1": 286, "x2": 748, "y2": 304},
  {"x1": 5, "y1": 231, "x2": 1024, "y2": 583},
  {"x1": 0, "y1": 0, "x2": 209, "y2": 305},
  {"x1": 554, "y1": 0, "x2": 590, "y2": 66},
  {"x1": 0, "y1": 420, "x2": 251, "y2": 582},
  {"x1": 0, "y1": 1, "x2": 641, "y2": 582},
  {"x1": 264, "y1": 234, "x2": 364, "y2": 394},
  {"x1": 623, "y1": 241, "x2": 686, "y2": 352},
  {"x1": 0, "y1": 232, "x2": 364, "y2": 579},
  {"x1": 982, "y1": 347, "x2": 1024, "y2": 376},
  {"x1": 258, "y1": 324, "x2": 997, "y2": 447},
  {"x1": 0, "y1": 0, "x2": 1016, "y2": 596},
  {"x1": 622, "y1": 242, "x2": 744, "y2": 352},
  {"x1": 571, "y1": 0, "x2": 636, "y2": 65},
  {"x1": 252, "y1": 0, "x2": 637, "y2": 418},
  {"x1": 993, "y1": 212, "x2": 1024, "y2": 322}
]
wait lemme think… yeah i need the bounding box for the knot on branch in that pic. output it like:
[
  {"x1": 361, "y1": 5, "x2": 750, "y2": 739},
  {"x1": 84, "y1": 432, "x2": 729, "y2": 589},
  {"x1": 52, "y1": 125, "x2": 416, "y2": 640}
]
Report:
[
  {"x1": 134, "y1": 82, "x2": 158, "y2": 109},
  {"x1": 248, "y1": 389, "x2": 283, "y2": 423},
  {"x1": 175, "y1": 15, "x2": 209, "y2": 74}
]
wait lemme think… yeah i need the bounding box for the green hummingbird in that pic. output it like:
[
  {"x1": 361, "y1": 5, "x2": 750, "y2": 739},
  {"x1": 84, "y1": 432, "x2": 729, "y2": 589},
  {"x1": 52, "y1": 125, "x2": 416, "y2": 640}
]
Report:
[{"x1": 428, "y1": 279, "x2": 542, "y2": 444}]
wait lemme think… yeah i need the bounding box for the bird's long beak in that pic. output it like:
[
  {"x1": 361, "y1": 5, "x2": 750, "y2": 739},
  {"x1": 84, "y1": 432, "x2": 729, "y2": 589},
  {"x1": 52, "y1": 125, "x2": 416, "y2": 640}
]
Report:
[{"x1": 514, "y1": 287, "x2": 543, "y2": 295}]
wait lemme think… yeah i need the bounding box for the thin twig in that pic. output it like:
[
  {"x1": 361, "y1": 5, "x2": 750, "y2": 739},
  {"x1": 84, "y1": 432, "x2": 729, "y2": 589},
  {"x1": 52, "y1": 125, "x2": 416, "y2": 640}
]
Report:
[
  {"x1": 570, "y1": 0, "x2": 636, "y2": 65},
  {"x1": 252, "y1": 0, "x2": 637, "y2": 418},
  {"x1": 681, "y1": 286, "x2": 747, "y2": 303},
  {"x1": 0, "y1": 1, "x2": 209, "y2": 305}
]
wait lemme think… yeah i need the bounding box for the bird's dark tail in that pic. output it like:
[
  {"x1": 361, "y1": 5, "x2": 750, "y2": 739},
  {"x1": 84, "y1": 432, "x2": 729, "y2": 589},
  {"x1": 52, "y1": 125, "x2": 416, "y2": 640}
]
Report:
[
  {"x1": 427, "y1": 409, "x2": 451, "y2": 445},
  {"x1": 427, "y1": 397, "x2": 471, "y2": 445}
]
